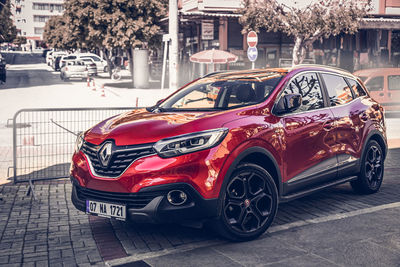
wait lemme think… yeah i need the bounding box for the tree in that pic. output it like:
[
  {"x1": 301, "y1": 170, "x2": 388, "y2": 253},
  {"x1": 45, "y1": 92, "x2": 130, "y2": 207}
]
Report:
[
  {"x1": 61, "y1": 0, "x2": 167, "y2": 79},
  {"x1": 43, "y1": 16, "x2": 77, "y2": 50},
  {"x1": 0, "y1": 0, "x2": 17, "y2": 43},
  {"x1": 239, "y1": 0, "x2": 371, "y2": 65},
  {"x1": 13, "y1": 36, "x2": 26, "y2": 47}
]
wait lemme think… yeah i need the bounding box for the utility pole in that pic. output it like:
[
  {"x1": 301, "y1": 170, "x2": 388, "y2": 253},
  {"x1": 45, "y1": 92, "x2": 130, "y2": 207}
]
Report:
[{"x1": 169, "y1": 0, "x2": 179, "y2": 91}]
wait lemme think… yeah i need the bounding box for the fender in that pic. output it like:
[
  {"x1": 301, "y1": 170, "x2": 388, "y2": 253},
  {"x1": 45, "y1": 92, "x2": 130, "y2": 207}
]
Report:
[
  {"x1": 361, "y1": 129, "x2": 388, "y2": 160},
  {"x1": 216, "y1": 141, "x2": 283, "y2": 216}
]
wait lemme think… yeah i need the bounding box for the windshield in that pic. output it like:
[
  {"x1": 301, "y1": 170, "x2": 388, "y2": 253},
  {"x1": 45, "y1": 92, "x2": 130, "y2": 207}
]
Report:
[{"x1": 159, "y1": 72, "x2": 284, "y2": 111}]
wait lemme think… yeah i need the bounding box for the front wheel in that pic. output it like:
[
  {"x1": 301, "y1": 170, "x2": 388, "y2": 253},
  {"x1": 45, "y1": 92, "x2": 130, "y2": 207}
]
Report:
[
  {"x1": 351, "y1": 140, "x2": 384, "y2": 194},
  {"x1": 213, "y1": 163, "x2": 278, "y2": 241}
]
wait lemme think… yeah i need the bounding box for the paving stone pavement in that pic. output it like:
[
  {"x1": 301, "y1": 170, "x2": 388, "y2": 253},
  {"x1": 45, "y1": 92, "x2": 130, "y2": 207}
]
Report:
[{"x1": 0, "y1": 149, "x2": 398, "y2": 266}]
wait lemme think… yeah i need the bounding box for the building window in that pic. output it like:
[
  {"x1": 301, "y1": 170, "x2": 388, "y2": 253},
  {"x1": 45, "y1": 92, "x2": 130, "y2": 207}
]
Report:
[
  {"x1": 34, "y1": 15, "x2": 50, "y2": 22},
  {"x1": 54, "y1": 4, "x2": 64, "y2": 12},
  {"x1": 34, "y1": 27, "x2": 44, "y2": 35},
  {"x1": 33, "y1": 3, "x2": 49, "y2": 10}
]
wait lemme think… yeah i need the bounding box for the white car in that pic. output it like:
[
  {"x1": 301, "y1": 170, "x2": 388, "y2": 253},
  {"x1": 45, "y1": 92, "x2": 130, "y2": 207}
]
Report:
[
  {"x1": 47, "y1": 51, "x2": 67, "y2": 67},
  {"x1": 61, "y1": 53, "x2": 108, "y2": 73}
]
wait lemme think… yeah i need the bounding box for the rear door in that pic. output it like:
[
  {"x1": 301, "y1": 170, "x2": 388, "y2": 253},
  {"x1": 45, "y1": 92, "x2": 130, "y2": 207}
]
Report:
[
  {"x1": 320, "y1": 73, "x2": 370, "y2": 177},
  {"x1": 278, "y1": 72, "x2": 338, "y2": 194}
]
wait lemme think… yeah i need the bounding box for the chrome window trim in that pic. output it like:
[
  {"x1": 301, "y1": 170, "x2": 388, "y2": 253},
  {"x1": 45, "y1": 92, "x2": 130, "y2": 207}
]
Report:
[{"x1": 273, "y1": 70, "x2": 360, "y2": 117}]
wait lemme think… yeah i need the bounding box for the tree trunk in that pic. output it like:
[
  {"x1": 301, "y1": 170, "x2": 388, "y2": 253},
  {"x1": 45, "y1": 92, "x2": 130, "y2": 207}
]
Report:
[
  {"x1": 292, "y1": 37, "x2": 303, "y2": 66},
  {"x1": 101, "y1": 47, "x2": 113, "y2": 78}
]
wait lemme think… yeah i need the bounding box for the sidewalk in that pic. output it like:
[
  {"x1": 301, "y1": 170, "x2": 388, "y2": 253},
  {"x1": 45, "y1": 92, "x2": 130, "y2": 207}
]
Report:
[{"x1": 0, "y1": 149, "x2": 399, "y2": 266}]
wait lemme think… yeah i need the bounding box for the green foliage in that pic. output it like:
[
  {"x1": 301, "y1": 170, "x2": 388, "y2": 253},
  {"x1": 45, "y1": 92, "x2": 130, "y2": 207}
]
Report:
[
  {"x1": 44, "y1": 0, "x2": 167, "y2": 50},
  {"x1": 0, "y1": 0, "x2": 17, "y2": 42},
  {"x1": 239, "y1": 0, "x2": 371, "y2": 64},
  {"x1": 13, "y1": 36, "x2": 27, "y2": 46},
  {"x1": 43, "y1": 15, "x2": 78, "y2": 50}
]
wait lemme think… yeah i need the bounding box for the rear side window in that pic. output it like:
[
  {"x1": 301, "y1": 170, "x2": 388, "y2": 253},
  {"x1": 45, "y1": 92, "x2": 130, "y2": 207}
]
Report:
[
  {"x1": 321, "y1": 73, "x2": 353, "y2": 106},
  {"x1": 347, "y1": 79, "x2": 366, "y2": 98},
  {"x1": 388, "y1": 75, "x2": 400, "y2": 90},
  {"x1": 82, "y1": 56, "x2": 101, "y2": 62},
  {"x1": 365, "y1": 76, "x2": 383, "y2": 91},
  {"x1": 282, "y1": 72, "x2": 324, "y2": 112}
]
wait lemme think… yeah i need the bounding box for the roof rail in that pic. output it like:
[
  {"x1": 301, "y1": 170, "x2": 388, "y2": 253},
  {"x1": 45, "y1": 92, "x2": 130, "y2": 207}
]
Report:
[{"x1": 292, "y1": 64, "x2": 351, "y2": 74}]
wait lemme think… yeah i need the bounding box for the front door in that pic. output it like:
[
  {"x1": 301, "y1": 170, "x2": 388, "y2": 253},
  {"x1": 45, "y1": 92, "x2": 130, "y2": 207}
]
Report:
[{"x1": 278, "y1": 72, "x2": 337, "y2": 194}]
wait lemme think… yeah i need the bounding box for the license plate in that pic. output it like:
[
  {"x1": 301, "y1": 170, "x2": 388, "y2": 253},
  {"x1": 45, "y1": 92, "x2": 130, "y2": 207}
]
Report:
[{"x1": 86, "y1": 200, "x2": 126, "y2": 221}]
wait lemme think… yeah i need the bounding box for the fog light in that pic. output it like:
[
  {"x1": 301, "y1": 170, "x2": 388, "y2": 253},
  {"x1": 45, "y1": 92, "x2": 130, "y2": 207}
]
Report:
[{"x1": 167, "y1": 190, "x2": 187, "y2": 206}]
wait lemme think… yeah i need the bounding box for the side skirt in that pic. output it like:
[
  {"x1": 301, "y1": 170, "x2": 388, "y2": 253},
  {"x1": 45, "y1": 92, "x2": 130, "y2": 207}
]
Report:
[{"x1": 279, "y1": 175, "x2": 358, "y2": 203}]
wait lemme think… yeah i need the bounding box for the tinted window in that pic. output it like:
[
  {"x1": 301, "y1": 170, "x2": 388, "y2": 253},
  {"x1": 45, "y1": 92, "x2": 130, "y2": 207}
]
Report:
[
  {"x1": 160, "y1": 73, "x2": 283, "y2": 110},
  {"x1": 321, "y1": 73, "x2": 353, "y2": 106},
  {"x1": 82, "y1": 56, "x2": 101, "y2": 62},
  {"x1": 365, "y1": 76, "x2": 383, "y2": 91},
  {"x1": 388, "y1": 75, "x2": 400, "y2": 90},
  {"x1": 347, "y1": 79, "x2": 366, "y2": 98},
  {"x1": 282, "y1": 72, "x2": 324, "y2": 112}
]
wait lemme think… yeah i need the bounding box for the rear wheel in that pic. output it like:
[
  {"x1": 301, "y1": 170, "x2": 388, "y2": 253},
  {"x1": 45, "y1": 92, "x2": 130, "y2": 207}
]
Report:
[
  {"x1": 351, "y1": 140, "x2": 384, "y2": 194},
  {"x1": 213, "y1": 163, "x2": 278, "y2": 241}
]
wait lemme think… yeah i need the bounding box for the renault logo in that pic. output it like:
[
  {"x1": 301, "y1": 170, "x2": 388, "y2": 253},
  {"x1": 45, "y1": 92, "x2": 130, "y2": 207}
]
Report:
[{"x1": 98, "y1": 142, "x2": 112, "y2": 167}]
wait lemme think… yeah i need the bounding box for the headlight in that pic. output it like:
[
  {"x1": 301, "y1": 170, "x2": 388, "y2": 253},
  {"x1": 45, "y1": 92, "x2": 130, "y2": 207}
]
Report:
[
  {"x1": 75, "y1": 132, "x2": 84, "y2": 153},
  {"x1": 154, "y1": 128, "x2": 228, "y2": 158}
]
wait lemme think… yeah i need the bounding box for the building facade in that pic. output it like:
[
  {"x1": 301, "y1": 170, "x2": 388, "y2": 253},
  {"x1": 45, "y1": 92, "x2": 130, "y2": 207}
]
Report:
[
  {"x1": 11, "y1": 0, "x2": 64, "y2": 49},
  {"x1": 179, "y1": 0, "x2": 400, "y2": 77}
]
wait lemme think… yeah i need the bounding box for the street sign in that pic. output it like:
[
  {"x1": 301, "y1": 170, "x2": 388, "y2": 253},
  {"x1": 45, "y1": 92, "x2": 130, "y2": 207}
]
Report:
[
  {"x1": 247, "y1": 47, "x2": 258, "y2": 62},
  {"x1": 247, "y1": 31, "x2": 258, "y2": 47}
]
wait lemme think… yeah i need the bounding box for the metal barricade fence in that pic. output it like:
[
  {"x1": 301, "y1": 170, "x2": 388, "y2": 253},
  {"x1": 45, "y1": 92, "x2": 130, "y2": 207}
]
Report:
[{"x1": 12, "y1": 107, "x2": 136, "y2": 185}]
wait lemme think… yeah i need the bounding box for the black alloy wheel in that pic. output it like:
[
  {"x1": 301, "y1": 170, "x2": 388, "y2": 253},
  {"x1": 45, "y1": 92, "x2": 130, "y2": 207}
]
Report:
[
  {"x1": 351, "y1": 140, "x2": 384, "y2": 194},
  {"x1": 214, "y1": 163, "x2": 278, "y2": 241}
]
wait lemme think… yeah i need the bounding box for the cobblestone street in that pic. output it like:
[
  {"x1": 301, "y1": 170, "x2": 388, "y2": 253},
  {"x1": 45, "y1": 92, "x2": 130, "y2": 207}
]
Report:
[{"x1": 0, "y1": 149, "x2": 399, "y2": 266}]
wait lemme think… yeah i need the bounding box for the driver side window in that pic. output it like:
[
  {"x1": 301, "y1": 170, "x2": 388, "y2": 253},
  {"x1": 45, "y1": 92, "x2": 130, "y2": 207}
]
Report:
[{"x1": 282, "y1": 72, "x2": 324, "y2": 113}]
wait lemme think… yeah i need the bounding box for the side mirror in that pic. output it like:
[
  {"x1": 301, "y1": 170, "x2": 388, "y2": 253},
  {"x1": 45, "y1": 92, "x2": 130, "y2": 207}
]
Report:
[{"x1": 274, "y1": 93, "x2": 302, "y2": 114}]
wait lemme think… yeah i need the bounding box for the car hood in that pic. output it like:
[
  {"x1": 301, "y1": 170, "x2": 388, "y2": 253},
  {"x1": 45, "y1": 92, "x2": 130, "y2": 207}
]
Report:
[{"x1": 84, "y1": 108, "x2": 225, "y2": 146}]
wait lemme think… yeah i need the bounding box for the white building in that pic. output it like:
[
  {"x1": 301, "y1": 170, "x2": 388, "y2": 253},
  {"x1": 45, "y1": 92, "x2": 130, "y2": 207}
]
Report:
[{"x1": 11, "y1": 0, "x2": 64, "y2": 49}]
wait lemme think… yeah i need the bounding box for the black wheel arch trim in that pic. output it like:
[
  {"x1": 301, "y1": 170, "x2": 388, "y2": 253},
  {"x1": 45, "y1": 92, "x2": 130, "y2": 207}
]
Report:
[
  {"x1": 362, "y1": 129, "x2": 388, "y2": 160},
  {"x1": 217, "y1": 146, "x2": 283, "y2": 216}
]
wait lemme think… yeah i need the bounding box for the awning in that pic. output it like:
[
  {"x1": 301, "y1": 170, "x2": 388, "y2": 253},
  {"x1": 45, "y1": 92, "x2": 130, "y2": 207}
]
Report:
[
  {"x1": 359, "y1": 17, "x2": 400, "y2": 30},
  {"x1": 180, "y1": 11, "x2": 242, "y2": 18}
]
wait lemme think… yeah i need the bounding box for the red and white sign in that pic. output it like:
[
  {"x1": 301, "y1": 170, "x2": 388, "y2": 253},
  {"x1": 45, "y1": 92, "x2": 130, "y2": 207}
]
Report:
[{"x1": 247, "y1": 31, "x2": 258, "y2": 47}]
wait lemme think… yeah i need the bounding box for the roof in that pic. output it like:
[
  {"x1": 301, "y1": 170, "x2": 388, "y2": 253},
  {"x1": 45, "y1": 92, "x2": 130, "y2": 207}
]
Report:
[
  {"x1": 360, "y1": 17, "x2": 400, "y2": 29},
  {"x1": 201, "y1": 65, "x2": 358, "y2": 82}
]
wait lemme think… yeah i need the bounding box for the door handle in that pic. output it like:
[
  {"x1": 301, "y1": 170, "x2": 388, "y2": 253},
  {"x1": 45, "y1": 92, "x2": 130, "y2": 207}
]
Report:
[
  {"x1": 323, "y1": 121, "x2": 335, "y2": 131},
  {"x1": 388, "y1": 92, "x2": 392, "y2": 98},
  {"x1": 379, "y1": 93, "x2": 384, "y2": 96}
]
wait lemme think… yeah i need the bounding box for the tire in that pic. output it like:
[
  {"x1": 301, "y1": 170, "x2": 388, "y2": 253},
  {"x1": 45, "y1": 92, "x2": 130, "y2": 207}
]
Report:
[
  {"x1": 212, "y1": 163, "x2": 278, "y2": 241},
  {"x1": 351, "y1": 140, "x2": 384, "y2": 194}
]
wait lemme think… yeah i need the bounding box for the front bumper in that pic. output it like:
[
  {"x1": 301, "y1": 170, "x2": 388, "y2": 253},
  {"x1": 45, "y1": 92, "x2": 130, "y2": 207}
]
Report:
[{"x1": 71, "y1": 177, "x2": 218, "y2": 223}]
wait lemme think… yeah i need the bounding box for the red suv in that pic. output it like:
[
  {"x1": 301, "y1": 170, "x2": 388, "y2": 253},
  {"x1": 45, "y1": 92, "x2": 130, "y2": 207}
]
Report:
[{"x1": 70, "y1": 65, "x2": 387, "y2": 241}]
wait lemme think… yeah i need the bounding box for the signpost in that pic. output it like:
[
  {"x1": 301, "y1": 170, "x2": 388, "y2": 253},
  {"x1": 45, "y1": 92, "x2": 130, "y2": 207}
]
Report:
[{"x1": 247, "y1": 31, "x2": 258, "y2": 69}]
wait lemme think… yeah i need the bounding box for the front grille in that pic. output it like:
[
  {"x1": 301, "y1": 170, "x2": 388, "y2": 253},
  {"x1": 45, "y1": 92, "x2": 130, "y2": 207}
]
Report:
[
  {"x1": 76, "y1": 186, "x2": 164, "y2": 209},
  {"x1": 81, "y1": 141, "x2": 155, "y2": 178}
]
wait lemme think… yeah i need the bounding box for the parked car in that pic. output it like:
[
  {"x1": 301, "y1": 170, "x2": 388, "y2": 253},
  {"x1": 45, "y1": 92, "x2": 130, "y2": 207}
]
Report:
[
  {"x1": 52, "y1": 56, "x2": 63, "y2": 71},
  {"x1": 60, "y1": 60, "x2": 88, "y2": 81},
  {"x1": 47, "y1": 51, "x2": 67, "y2": 67},
  {"x1": 60, "y1": 53, "x2": 108, "y2": 73},
  {"x1": 70, "y1": 65, "x2": 387, "y2": 241},
  {"x1": 0, "y1": 56, "x2": 6, "y2": 83},
  {"x1": 80, "y1": 58, "x2": 98, "y2": 76},
  {"x1": 354, "y1": 68, "x2": 400, "y2": 111}
]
